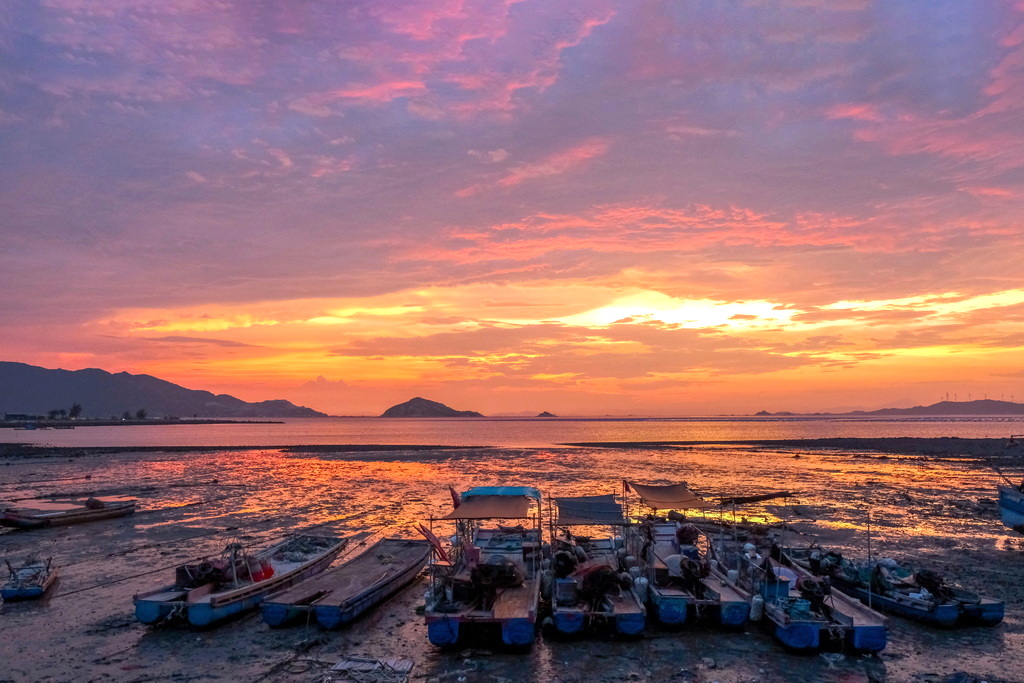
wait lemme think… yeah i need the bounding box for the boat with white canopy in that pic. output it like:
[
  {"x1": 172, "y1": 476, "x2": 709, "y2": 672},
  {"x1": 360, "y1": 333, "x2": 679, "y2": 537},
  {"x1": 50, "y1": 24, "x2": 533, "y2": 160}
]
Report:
[{"x1": 421, "y1": 486, "x2": 543, "y2": 647}]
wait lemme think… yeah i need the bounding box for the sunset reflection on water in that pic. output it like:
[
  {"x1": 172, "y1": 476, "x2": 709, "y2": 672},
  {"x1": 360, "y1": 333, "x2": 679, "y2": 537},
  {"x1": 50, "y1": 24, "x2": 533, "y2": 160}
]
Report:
[{"x1": 1, "y1": 442, "x2": 1010, "y2": 565}]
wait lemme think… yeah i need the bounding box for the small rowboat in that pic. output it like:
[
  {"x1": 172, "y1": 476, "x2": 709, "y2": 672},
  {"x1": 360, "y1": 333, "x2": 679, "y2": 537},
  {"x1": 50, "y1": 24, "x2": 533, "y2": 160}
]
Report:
[
  {"x1": 2, "y1": 556, "x2": 59, "y2": 601},
  {"x1": 134, "y1": 534, "x2": 346, "y2": 627},
  {"x1": 2, "y1": 499, "x2": 137, "y2": 528},
  {"x1": 261, "y1": 537, "x2": 431, "y2": 628}
]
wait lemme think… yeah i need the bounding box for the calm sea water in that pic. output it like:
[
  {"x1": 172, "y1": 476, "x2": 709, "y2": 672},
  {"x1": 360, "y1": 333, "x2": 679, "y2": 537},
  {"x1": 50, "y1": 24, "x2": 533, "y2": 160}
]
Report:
[{"x1": 1, "y1": 415, "x2": 1022, "y2": 448}]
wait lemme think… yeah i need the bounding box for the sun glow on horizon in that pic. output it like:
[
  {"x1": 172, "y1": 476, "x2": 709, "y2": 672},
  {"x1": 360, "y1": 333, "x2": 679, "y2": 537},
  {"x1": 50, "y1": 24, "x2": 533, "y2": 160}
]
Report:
[{"x1": 557, "y1": 291, "x2": 798, "y2": 329}]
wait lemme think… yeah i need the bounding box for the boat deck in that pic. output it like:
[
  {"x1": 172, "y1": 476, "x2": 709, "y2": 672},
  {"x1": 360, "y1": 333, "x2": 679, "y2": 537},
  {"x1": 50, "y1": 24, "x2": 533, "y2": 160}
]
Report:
[
  {"x1": 267, "y1": 538, "x2": 429, "y2": 609},
  {"x1": 701, "y1": 575, "x2": 745, "y2": 603}
]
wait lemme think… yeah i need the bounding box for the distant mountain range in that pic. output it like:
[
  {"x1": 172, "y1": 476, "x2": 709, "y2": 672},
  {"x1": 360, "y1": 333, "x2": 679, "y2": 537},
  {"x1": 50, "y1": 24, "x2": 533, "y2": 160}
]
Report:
[
  {"x1": 755, "y1": 399, "x2": 1024, "y2": 417},
  {"x1": 0, "y1": 362, "x2": 326, "y2": 419},
  {"x1": 380, "y1": 397, "x2": 483, "y2": 418}
]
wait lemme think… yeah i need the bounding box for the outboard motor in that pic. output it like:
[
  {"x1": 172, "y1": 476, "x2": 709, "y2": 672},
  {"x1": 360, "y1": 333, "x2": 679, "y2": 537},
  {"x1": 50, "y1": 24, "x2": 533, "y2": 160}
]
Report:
[
  {"x1": 578, "y1": 564, "x2": 619, "y2": 611},
  {"x1": 553, "y1": 550, "x2": 578, "y2": 579},
  {"x1": 471, "y1": 557, "x2": 524, "y2": 589},
  {"x1": 676, "y1": 523, "x2": 700, "y2": 545}
]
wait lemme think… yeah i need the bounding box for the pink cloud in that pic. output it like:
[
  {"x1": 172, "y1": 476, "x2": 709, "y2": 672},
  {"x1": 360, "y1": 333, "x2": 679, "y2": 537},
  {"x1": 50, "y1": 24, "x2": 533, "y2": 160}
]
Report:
[
  {"x1": 498, "y1": 139, "x2": 610, "y2": 187},
  {"x1": 326, "y1": 81, "x2": 428, "y2": 103},
  {"x1": 456, "y1": 139, "x2": 611, "y2": 196},
  {"x1": 826, "y1": 103, "x2": 885, "y2": 122}
]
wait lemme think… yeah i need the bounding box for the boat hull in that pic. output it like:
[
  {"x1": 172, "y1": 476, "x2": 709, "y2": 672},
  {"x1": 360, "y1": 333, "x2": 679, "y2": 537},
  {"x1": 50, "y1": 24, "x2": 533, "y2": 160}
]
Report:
[
  {"x1": 1, "y1": 565, "x2": 59, "y2": 601},
  {"x1": 648, "y1": 587, "x2": 688, "y2": 626},
  {"x1": 2, "y1": 502, "x2": 136, "y2": 528},
  {"x1": 829, "y1": 578, "x2": 960, "y2": 628},
  {"x1": 135, "y1": 599, "x2": 181, "y2": 625},
  {"x1": 772, "y1": 620, "x2": 820, "y2": 652},
  {"x1": 1, "y1": 585, "x2": 46, "y2": 600},
  {"x1": 426, "y1": 616, "x2": 460, "y2": 646},
  {"x1": 551, "y1": 610, "x2": 585, "y2": 634},
  {"x1": 134, "y1": 535, "x2": 345, "y2": 627},
  {"x1": 718, "y1": 599, "x2": 749, "y2": 627},
  {"x1": 961, "y1": 599, "x2": 1005, "y2": 626},
  {"x1": 313, "y1": 555, "x2": 424, "y2": 629},
  {"x1": 999, "y1": 486, "x2": 1024, "y2": 532}
]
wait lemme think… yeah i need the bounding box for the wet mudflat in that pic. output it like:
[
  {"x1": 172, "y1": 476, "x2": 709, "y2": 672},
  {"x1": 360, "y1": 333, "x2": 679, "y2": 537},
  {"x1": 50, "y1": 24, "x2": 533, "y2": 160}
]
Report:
[{"x1": 1, "y1": 439, "x2": 1022, "y2": 682}]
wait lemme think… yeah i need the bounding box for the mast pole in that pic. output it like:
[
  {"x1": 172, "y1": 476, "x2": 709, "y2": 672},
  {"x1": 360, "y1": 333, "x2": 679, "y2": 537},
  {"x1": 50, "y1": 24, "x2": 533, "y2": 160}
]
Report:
[{"x1": 866, "y1": 507, "x2": 873, "y2": 610}]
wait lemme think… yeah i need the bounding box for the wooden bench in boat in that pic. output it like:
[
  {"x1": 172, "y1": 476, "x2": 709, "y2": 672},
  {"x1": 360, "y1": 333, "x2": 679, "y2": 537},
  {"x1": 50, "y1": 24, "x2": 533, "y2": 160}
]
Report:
[
  {"x1": 702, "y1": 575, "x2": 745, "y2": 604},
  {"x1": 492, "y1": 578, "x2": 538, "y2": 619},
  {"x1": 605, "y1": 592, "x2": 644, "y2": 615}
]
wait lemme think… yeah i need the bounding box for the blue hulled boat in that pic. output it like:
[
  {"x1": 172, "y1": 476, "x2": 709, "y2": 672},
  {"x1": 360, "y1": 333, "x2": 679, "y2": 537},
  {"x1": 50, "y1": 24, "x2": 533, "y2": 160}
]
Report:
[
  {"x1": 788, "y1": 547, "x2": 1002, "y2": 628},
  {"x1": 422, "y1": 486, "x2": 544, "y2": 648},
  {"x1": 134, "y1": 534, "x2": 346, "y2": 627},
  {"x1": 2, "y1": 556, "x2": 59, "y2": 601},
  {"x1": 260, "y1": 537, "x2": 430, "y2": 628},
  {"x1": 998, "y1": 484, "x2": 1024, "y2": 533},
  {"x1": 627, "y1": 482, "x2": 749, "y2": 628},
  {"x1": 547, "y1": 493, "x2": 646, "y2": 637}
]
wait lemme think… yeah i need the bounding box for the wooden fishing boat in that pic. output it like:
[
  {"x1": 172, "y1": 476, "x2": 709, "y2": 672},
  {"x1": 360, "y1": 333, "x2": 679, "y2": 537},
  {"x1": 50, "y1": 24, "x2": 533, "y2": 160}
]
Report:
[
  {"x1": 2, "y1": 555, "x2": 59, "y2": 601},
  {"x1": 422, "y1": 486, "x2": 544, "y2": 647},
  {"x1": 260, "y1": 537, "x2": 430, "y2": 628},
  {"x1": 787, "y1": 547, "x2": 1003, "y2": 627},
  {"x1": 626, "y1": 482, "x2": 748, "y2": 627},
  {"x1": 134, "y1": 534, "x2": 346, "y2": 627},
  {"x1": 2, "y1": 499, "x2": 136, "y2": 528},
  {"x1": 547, "y1": 494, "x2": 646, "y2": 636}
]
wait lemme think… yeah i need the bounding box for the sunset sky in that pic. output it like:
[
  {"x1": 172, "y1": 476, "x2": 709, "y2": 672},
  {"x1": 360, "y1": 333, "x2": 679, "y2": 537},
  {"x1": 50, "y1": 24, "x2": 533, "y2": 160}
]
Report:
[{"x1": 3, "y1": 1, "x2": 1024, "y2": 416}]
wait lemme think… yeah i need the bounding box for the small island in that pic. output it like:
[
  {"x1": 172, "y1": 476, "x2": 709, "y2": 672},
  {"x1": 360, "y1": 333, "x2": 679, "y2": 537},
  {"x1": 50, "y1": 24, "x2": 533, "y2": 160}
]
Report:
[
  {"x1": 537, "y1": 411, "x2": 557, "y2": 417},
  {"x1": 380, "y1": 397, "x2": 484, "y2": 418}
]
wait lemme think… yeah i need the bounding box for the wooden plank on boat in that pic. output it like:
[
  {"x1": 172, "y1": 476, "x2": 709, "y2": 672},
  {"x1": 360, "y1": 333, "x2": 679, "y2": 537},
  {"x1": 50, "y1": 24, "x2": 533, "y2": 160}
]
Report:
[
  {"x1": 492, "y1": 577, "x2": 538, "y2": 619},
  {"x1": 702, "y1": 575, "x2": 745, "y2": 603},
  {"x1": 605, "y1": 592, "x2": 644, "y2": 615},
  {"x1": 272, "y1": 538, "x2": 429, "y2": 609}
]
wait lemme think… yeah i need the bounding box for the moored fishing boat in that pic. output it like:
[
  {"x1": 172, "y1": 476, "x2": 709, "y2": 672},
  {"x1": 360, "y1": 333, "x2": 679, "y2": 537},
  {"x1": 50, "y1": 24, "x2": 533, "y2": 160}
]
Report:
[
  {"x1": 547, "y1": 493, "x2": 646, "y2": 636},
  {"x1": 788, "y1": 547, "x2": 1002, "y2": 627},
  {"x1": 260, "y1": 537, "x2": 430, "y2": 628},
  {"x1": 2, "y1": 555, "x2": 59, "y2": 601},
  {"x1": 2, "y1": 499, "x2": 136, "y2": 528},
  {"x1": 627, "y1": 482, "x2": 747, "y2": 627},
  {"x1": 422, "y1": 486, "x2": 544, "y2": 648},
  {"x1": 134, "y1": 534, "x2": 346, "y2": 627},
  {"x1": 708, "y1": 532, "x2": 828, "y2": 652},
  {"x1": 771, "y1": 545, "x2": 887, "y2": 652},
  {"x1": 707, "y1": 491, "x2": 886, "y2": 653}
]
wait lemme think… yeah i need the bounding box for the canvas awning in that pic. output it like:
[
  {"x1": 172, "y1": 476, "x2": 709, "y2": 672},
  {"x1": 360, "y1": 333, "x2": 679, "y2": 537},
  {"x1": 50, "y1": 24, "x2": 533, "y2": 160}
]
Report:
[
  {"x1": 441, "y1": 495, "x2": 533, "y2": 520},
  {"x1": 554, "y1": 494, "x2": 625, "y2": 525},
  {"x1": 462, "y1": 486, "x2": 541, "y2": 501},
  {"x1": 628, "y1": 482, "x2": 716, "y2": 510},
  {"x1": 718, "y1": 491, "x2": 794, "y2": 505}
]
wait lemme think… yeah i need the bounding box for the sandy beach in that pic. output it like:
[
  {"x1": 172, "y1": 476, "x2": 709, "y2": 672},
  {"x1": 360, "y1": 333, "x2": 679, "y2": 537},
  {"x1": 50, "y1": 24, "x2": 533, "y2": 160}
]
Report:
[{"x1": 1, "y1": 438, "x2": 1022, "y2": 683}]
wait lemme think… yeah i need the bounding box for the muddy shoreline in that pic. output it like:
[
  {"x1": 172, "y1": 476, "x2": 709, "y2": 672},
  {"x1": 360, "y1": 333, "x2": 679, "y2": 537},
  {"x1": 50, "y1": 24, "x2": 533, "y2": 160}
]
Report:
[
  {"x1": 2, "y1": 440, "x2": 1023, "y2": 682},
  {"x1": 2, "y1": 437, "x2": 1018, "y2": 460}
]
